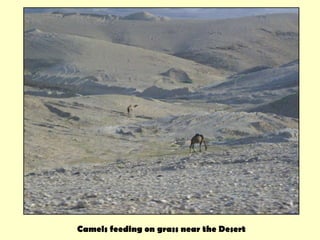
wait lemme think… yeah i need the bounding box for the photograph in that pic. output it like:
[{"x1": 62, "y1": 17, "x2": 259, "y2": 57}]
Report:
[{"x1": 23, "y1": 7, "x2": 299, "y2": 215}]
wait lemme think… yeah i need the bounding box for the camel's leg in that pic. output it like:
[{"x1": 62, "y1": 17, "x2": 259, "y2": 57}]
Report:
[
  {"x1": 203, "y1": 140, "x2": 207, "y2": 151},
  {"x1": 190, "y1": 143, "x2": 196, "y2": 153},
  {"x1": 199, "y1": 142, "x2": 202, "y2": 152}
]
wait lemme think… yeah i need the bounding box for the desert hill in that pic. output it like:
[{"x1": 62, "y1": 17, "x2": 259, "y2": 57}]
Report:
[
  {"x1": 249, "y1": 93, "x2": 299, "y2": 118},
  {"x1": 24, "y1": 12, "x2": 298, "y2": 97},
  {"x1": 24, "y1": 28, "x2": 223, "y2": 94},
  {"x1": 122, "y1": 11, "x2": 169, "y2": 21},
  {"x1": 25, "y1": 12, "x2": 298, "y2": 72},
  {"x1": 199, "y1": 60, "x2": 298, "y2": 108}
]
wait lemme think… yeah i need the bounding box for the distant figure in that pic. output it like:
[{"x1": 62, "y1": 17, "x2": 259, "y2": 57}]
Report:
[
  {"x1": 189, "y1": 133, "x2": 207, "y2": 152},
  {"x1": 127, "y1": 104, "x2": 138, "y2": 115}
]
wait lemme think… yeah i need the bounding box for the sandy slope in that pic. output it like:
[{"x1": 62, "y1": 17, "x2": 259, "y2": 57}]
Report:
[
  {"x1": 24, "y1": 28, "x2": 224, "y2": 92},
  {"x1": 24, "y1": 12, "x2": 298, "y2": 98},
  {"x1": 25, "y1": 13, "x2": 298, "y2": 72}
]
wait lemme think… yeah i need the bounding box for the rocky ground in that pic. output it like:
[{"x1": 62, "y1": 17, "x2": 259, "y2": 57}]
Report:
[
  {"x1": 23, "y1": 94, "x2": 299, "y2": 215},
  {"x1": 24, "y1": 140, "x2": 298, "y2": 214}
]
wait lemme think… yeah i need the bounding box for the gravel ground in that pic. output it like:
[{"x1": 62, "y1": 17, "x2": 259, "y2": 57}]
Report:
[{"x1": 24, "y1": 141, "x2": 298, "y2": 215}]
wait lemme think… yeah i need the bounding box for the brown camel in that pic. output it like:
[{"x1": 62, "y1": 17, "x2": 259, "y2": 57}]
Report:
[
  {"x1": 189, "y1": 133, "x2": 207, "y2": 152},
  {"x1": 127, "y1": 104, "x2": 138, "y2": 115}
]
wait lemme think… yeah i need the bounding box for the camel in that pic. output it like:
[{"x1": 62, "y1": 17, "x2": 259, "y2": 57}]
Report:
[
  {"x1": 127, "y1": 104, "x2": 138, "y2": 115},
  {"x1": 189, "y1": 133, "x2": 207, "y2": 152}
]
